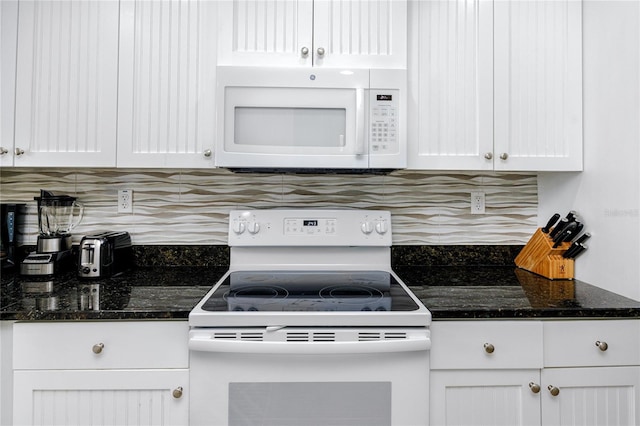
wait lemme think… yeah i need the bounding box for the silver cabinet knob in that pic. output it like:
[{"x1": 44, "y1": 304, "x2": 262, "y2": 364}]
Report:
[
  {"x1": 203, "y1": 149, "x2": 212, "y2": 158},
  {"x1": 15, "y1": 147, "x2": 25, "y2": 156},
  {"x1": 301, "y1": 46, "x2": 309, "y2": 57},
  {"x1": 595, "y1": 340, "x2": 608, "y2": 351},
  {"x1": 172, "y1": 387, "x2": 183, "y2": 399},
  {"x1": 316, "y1": 47, "x2": 325, "y2": 57},
  {"x1": 0, "y1": 147, "x2": 8, "y2": 155},
  {"x1": 529, "y1": 382, "x2": 541, "y2": 394},
  {"x1": 548, "y1": 385, "x2": 560, "y2": 396},
  {"x1": 484, "y1": 152, "x2": 493, "y2": 160},
  {"x1": 483, "y1": 343, "x2": 495, "y2": 354},
  {"x1": 499, "y1": 153, "x2": 508, "y2": 160},
  {"x1": 92, "y1": 343, "x2": 104, "y2": 354}
]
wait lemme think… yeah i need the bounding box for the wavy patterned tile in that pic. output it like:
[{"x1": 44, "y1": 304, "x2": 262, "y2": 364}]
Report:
[{"x1": 0, "y1": 168, "x2": 537, "y2": 245}]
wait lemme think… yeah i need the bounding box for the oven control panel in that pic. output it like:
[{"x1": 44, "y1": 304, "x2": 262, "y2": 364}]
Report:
[{"x1": 229, "y1": 210, "x2": 392, "y2": 246}]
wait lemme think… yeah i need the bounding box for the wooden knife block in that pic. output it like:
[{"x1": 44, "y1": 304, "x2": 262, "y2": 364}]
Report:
[{"x1": 515, "y1": 228, "x2": 574, "y2": 280}]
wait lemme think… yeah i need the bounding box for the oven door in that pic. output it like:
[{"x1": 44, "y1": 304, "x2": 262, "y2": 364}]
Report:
[{"x1": 189, "y1": 326, "x2": 430, "y2": 426}]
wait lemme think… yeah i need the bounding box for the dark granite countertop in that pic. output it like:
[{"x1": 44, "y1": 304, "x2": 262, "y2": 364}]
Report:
[
  {"x1": 2, "y1": 265, "x2": 640, "y2": 321},
  {"x1": 0, "y1": 267, "x2": 227, "y2": 321},
  {"x1": 395, "y1": 266, "x2": 640, "y2": 319}
]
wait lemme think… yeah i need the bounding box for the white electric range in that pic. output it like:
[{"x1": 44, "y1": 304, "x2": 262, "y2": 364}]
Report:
[{"x1": 189, "y1": 209, "x2": 431, "y2": 426}]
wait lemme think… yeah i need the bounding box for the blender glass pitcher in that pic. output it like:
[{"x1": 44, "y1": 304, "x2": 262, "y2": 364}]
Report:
[{"x1": 36, "y1": 190, "x2": 84, "y2": 236}]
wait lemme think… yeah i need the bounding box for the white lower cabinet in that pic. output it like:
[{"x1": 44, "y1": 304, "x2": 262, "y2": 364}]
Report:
[
  {"x1": 430, "y1": 320, "x2": 640, "y2": 426},
  {"x1": 14, "y1": 369, "x2": 188, "y2": 426},
  {"x1": 12, "y1": 321, "x2": 189, "y2": 426},
  {"x1": 431, "y1": 369, "x2": 541, "y2": 426},
  {"x1": 541, "y1": 366, "x2": 640, "y2": 426}
]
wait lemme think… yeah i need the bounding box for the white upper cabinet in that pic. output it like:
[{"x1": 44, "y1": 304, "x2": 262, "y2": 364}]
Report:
[
  {"x1": 13, "y1": 0, "x2": 119, "y2": 167},
  {"x1": 117, "y1": 0, "x2": 217, "y2": 168},
  {"x1": 493, "y1": 0, "x2": 582, "y2": 171},
  {"x1": 408, "y1": 0, "x2": 494, "y2": 170},
  {"x1": 408, "y1": 0, "x2": 583, "y2": 171},
  {"x1": 217, "y1": 0, "x2": 407, "y2": 68},
  {"x1": 0, "y1": 1, "x2": 19, "y2": 167}
]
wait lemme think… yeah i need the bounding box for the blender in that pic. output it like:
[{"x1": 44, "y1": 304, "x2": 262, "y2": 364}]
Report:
[{"x1": 20, "y1": 190, "x2": 84, "y2": 276}]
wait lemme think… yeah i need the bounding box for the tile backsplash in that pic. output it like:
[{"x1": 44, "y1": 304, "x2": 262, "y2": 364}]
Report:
[{"x1": 0, "y1": 168, "x2": 537, "y2": 245}]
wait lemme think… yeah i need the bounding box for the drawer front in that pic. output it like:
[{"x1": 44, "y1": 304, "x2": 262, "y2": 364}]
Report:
[
  {"x1": 430, "y1": 321, "x2": 543, "y2": 369},
  {"x1": 13, "y1": 321, "x2": 189, "y2": 370},
  {"x1": 544, "y1": 320, "x2": 640, "y2": 367}
]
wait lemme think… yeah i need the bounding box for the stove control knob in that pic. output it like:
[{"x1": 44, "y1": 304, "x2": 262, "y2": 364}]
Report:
[
  {"x1": 232, "y1": 221, "x2": 246, "y2": 234},
  {"x1": 361, "y1": 221, "x2": 374, "y2": 234},
  {"x1": 375, "y1": 220, "x2": 388, "y2": 235},
  {"x1": 247, "y1": 221, "x2": 260, "y2": 234}
]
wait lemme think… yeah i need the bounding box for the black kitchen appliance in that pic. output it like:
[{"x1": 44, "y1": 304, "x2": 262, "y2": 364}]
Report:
[
  {"x1": 20, "y1": 190, "x2": 83, "y2": 276},
  {"x1": 1, "y1": 203, "x2": 25, "y2": 269},
  {"x1": 78, "y1": 231, "x2": 133, "y2": 279}
]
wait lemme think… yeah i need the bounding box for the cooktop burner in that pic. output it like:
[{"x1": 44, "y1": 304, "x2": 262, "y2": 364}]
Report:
[{"x1": 201, "y1": 271, "x2": 419, "y2": 312}]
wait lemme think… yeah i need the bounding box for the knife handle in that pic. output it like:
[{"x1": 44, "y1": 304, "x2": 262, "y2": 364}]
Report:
[
  {"x1": 570, "y1": 222, "x2": 584, "y2": 240},
  {"x1": 564, "y1": 242, "x2": 586, "y2": 259},
  {"x1": 563, "y1": 243, "x2": 579, "y2": 258},
  {"x1": 553, "y1": 231, "x2": 571, "y2": 248},
  {"x1": 572, "y1": 244, "x2": 588, "y2": 259},
  {"x1": 576, "y1": 232, "x2": 591, "y2": 244},
  {"x1": 549, "y1": 218, "x2": 569, "y2": 238},
  {"x1": 565, "y1": 210, "x2": 577, "y2": 222},
  {"x1": 542, "y1": 213, "x2": 561, "y2": 233}
]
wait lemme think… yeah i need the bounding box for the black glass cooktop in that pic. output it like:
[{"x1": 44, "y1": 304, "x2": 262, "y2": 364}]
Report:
[{"x1": 200, "y1": 271, "x2": 421, "y2": 312}]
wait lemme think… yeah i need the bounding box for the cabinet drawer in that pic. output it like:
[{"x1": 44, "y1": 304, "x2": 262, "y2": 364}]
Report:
[
  {"x1": 13, "y1": 321, "x2": 189, "y2": 370},
  {"x1": 430, "y1": 321, "x2": 543, "y2": 369},
  {"x1": 544, "y1": 320, "x2": 640, "y2": 367}
]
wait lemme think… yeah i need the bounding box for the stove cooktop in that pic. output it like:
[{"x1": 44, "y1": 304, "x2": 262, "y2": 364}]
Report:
[{"x1": 190, "y1": 270, "x2": 431, "y2": 328}]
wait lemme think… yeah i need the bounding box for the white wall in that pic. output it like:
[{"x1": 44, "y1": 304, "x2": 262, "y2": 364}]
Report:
[{"x1": 539, "y1": 0, "x2": 640, "y2": 300}]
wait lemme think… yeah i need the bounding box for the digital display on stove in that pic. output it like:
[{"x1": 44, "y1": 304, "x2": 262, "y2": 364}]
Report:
[
  {"x1": 303, "y1": 220, "x2": 318, "y2": 227},
  {"x1": 200, "y1": 271, "x2": 420, "y2": 312}
]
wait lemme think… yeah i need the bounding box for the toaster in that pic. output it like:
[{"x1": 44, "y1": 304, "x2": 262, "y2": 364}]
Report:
[{"x1": 78, "y1": 231, "x2": 132, "y2": 279}]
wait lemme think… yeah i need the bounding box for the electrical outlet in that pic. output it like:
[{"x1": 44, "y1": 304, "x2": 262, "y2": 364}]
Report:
[
  {"x1": 471, "y1": 192, "x2": 485, "y2": 214},
  {"x1": 118, "y1": 189, "x2": 133, "y2": 214}
]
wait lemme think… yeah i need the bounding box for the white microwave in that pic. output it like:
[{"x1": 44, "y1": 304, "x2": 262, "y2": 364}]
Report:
[{"x1": 215, "y1": 66, "x2": 406, "y2": 172}]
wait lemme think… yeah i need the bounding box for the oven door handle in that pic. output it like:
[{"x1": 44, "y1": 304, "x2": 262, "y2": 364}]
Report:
[{"x1": 189, "y1": 336, "x2": 431, "y2": 355}]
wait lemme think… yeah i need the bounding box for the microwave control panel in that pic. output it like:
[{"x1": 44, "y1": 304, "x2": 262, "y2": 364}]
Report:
[{"x1": 369, "y1": 90, "x2": 399, "y2": 154}]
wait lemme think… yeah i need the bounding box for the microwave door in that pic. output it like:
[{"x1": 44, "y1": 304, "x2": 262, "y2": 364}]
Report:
[{"x1": 218, "y1": 87, "x2": 368, "y2": 169}]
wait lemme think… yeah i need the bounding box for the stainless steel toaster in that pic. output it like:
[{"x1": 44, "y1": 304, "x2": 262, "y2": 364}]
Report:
[{"x1": 78, "y1": 231, "x2": 132, "y2": 279}]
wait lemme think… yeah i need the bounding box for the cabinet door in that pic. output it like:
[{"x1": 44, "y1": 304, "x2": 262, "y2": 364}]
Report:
[
  {"x1": 0, "y1": 0, "x2": 18, "y2": 167},
  {"x1": 217, "y1": 0, "x2": 314, "y2": 67},
  {"x1": 312, "y1": 0, "x2": 407, "y2": 69},
  {"x1": 541, "y1": 367, "x2": 640, "y2": 426},
  {"x1": 117, "y1": 0, "x2": 217, "y2": 168},
  {"x1": 13, "y1": 369, "x2": 188, "y2": 426},
  {"x1": 13, "y1": 0, "x2": 119, "y2": 167},
  {"x1": 431, "y1": 369, "x2": 542, "y2": 426},
  {"x1": 407, "y1": 0, "x2": 494, "y2": 170},
  {"x1": 493, "y1": 0, "x2": 582, "y2": 171}
]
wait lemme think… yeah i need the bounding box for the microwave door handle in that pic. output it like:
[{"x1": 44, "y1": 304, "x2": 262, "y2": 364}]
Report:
[
  {"x1": 355, "y1": 88, "x2": 365, "y2": 155},
  {"x1": 189, "y1": 335, "x2": 431, "y2": 355}
]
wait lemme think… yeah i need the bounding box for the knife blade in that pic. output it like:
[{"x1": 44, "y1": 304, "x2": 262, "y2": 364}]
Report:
[{"x1": 541, "y1": 213, "x2": 561, "y2": 233}]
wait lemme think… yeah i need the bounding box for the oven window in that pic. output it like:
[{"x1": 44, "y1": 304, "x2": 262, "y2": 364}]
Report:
[
  {"x1": 234, "y1": 107, "x2": 347, "y2": 147},
  {"x1": 228, "y1": 382, "x2": 391, "y2": 426}
]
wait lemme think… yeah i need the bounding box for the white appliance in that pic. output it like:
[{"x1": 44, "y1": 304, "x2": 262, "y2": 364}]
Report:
[
  {"x1": 189, "y1": 209, "x2": 431, "y2": 426},
  {"x1": 215, "y1": 67, "x2": 407, "y2": 171}
]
